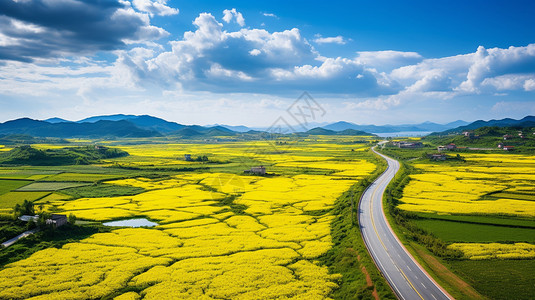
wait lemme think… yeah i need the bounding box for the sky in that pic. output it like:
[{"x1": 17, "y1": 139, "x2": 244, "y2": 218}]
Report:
[{"x1": 1, "y1": 0, "x2": 535, "y2": 126}]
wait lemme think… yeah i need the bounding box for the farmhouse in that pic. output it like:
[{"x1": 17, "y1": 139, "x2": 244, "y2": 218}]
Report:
[
  {"x1": 46, "y1": 214, "x2": 68, "y2": 228},
  {"x1": 446, "y1": 143, "x2": 457, "y2": 150},
  {"x1": 437, "y1": 146, "x2": 446, "y2": 152},
  {"x1": 244, "y1": 166, "x2": 266, "y2": 175},
  {"x1": 503, "y1": 146, "x2": 515, "y2": 151},
  {"x1": 503, "y1": 134, "x2": 513, "y2": 140}
]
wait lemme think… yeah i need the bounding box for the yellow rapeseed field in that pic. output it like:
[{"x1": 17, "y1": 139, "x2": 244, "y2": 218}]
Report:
[
  {"x1": 0, "y1": 141, "x2": 375, "y2": 299},
  {"x1": 448, "y1": 242, "x2": 535, "y2": 260},
  {"x1": 398, "y1": 153, "x2": 535, "y2": 217}
]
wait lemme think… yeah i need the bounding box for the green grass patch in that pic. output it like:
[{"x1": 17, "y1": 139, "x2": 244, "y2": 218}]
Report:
[
  {"x1": 413, "y1": 212, "x2": 535, "y2": 228},
  {"x1": 59, "y1": 183, "x2": 146, "y2": 199},
  {"x1": 15, "y1": 181, "x2": 92, "y2": 191},
  {"x1": 0, "y1": 220, "x2": 28, "y2": 244},
  {"x1": 412, "y1": 218, "x2": 535, "y2": 243},
  {"x1": 0, "y1": 191, "x2": 50, "y2": 209},
  {"x1": 0, "y1": 179, "x2": 32, "y2": 195},
  {"x1": 0, "y1": 145, "x2": 128, "y2": 166},
  {"x1": 43, "y1": 173, "x2": 122, "y2": 182},
  {"x1": 449, "y1": 259, "x2": 535, "y2": 300},
  {"x1": 0, "y1": 170, "x2": 61, "y2": 180}
]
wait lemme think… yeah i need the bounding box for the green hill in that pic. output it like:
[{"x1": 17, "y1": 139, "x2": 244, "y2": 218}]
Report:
[
  {"x1": 424, "y1": 126, "x2": 535, "y2": 151},
  {"x1": 0, "y1": 145, "x2": 129, "y2": 165}
]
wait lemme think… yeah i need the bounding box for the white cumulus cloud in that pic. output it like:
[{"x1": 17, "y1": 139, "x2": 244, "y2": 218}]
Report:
[
  {"x1": 132, "y1": 0, "x2": 178, "y2": 16},
  {"x1": 314, "y1": 35, "x2": 346, "y2": 45},
  {"x1": 222, "y1": 8, "x2": 245, "y2": 26}
]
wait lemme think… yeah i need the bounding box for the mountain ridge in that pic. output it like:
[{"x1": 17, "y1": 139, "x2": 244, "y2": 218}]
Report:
[{"x1": 433, "y1": 116, "x2": 535, "y2": 135}]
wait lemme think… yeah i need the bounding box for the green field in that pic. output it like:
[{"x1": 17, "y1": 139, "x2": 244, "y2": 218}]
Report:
[
  {"x1": 15, "y1": 181, "x2": 92, "y2": 191},
  {"x1": 381, "y1": 144, "x2": 535, "y2": 300},
  {"x1": 58, "y1": 183, "x2": 146, "y2": 199},
  {"x1": 42, "y1": 173, "x2": 122, "y2": 182},
  {"x1": 449, "y1": 259, "x2": 535, "y2": 300},
  {"x1": 0, "y1": 179, "x2": 31, "y2": 195},
  {"x1": 412, "y1": 218, "x2": 535, "y2": 243},
  {"x1": 0, "y1": 191, "x2": 50, "y2": 209},
  {"x1": 414, "y1": 212, "x2": 535, "y2": 228}
]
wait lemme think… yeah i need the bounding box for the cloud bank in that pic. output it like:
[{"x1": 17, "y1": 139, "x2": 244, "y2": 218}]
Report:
[{"x1": 0, "y1": 3, "x2": 534, "y2": 122}]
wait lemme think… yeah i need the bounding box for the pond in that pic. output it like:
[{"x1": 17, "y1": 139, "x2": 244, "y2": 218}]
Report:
[{"x1": 102, "y1": 218, "x2": 158, "y2": 228}]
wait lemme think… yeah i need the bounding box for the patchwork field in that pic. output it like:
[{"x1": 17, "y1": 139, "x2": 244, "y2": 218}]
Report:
[
  {"x1": 388, "y1": 150, "x2": 535, "y2": 299},
  {"x1": 15, "y1": 181, "x2": 91, "y2": 191},
  {"x1": 0, "y1": 137, "x2": 383, "y2": 299}
]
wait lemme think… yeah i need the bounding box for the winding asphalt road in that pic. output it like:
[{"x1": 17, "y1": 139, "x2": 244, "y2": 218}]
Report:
[{"x1": 358, "y1": 146, "x2": 452, "y2": 300}]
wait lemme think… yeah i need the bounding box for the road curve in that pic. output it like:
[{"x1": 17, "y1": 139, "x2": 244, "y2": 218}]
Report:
[{"x1": 358, "y1": 146, "x2": 452, "y2": 300}]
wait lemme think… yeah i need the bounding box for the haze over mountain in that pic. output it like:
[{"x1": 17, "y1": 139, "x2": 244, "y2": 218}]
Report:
[{"x1": 322, "y1": 120, "x2": 469, "y2": 133}]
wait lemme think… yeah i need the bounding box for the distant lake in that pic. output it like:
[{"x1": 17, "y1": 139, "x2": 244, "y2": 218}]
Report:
[
  {"x1": 103, "y1": 218, "x2": 158, "y2": 228},
  {"x1": 373, "y1": 131, "x2": 433, "y2": 137}
]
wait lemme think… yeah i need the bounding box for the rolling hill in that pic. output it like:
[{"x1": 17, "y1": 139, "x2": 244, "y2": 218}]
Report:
[
  {"x1": 302, "y1": 127, "x2": 375, "y2": 136},
  {"x1": 77, "y1": 114, "x2": 185, "y2": 133},
  {"x1": 0, "y1": 118, "x2": 161, "y2": 138},
  {"x1": 433, "y1": 116, "x2": 535, "y2": 135}
]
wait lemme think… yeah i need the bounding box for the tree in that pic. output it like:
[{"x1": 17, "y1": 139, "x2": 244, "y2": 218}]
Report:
[
  {"x1": 68, "y1": 213, "x2": 77, "y2": 224},
  {"x1": 13, "y1": 200, "x2": 35, "y2": 218}
]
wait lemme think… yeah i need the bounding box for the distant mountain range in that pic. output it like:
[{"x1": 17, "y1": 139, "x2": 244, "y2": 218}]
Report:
[
  {"x1": 433, "y1": 116, "x2": 535, "y2": 135},
  {"x1": 46, "y1": 114, "x2": 185, "y2": 133},
  {"x1": 1, "y1": 114, "x2": 532, "y2": 139},
  {"x1": 322, "y1": 120, "x2": 469, "y2": 133},
  {"x1": 0, "y1": 118, "x2": 160, "y2": 138},
  {"x1": 2, "y1": 115, "x2": 374, "y2": 138}
]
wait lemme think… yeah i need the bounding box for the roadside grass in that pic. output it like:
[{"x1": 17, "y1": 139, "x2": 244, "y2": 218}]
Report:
[
  {"x1": 15, "y1": 181, "x2": 92, "y2": 192},
  {"x1": 409, "y1": 243, "x2": 486, "y2": 300},
  {"x1": 321, "y1": 149, "x2": 396, "y2": 299},
  {"x1": 449, "y1": 259, "x2": 535, "y2": 300},
  {"x1": 379, "y1": 156, "x2": 484, "y2": 300},
  {"x1": 0, "y1": 179, "x2": 32, "y2": 195},
  {"x1": 378, "y1": 146, "x2": 535, "y2": 300}
]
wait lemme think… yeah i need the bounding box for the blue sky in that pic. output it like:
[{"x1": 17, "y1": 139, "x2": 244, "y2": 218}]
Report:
[{"x1": 0, "y1": 0, "x2": 534, "y2": 126}]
